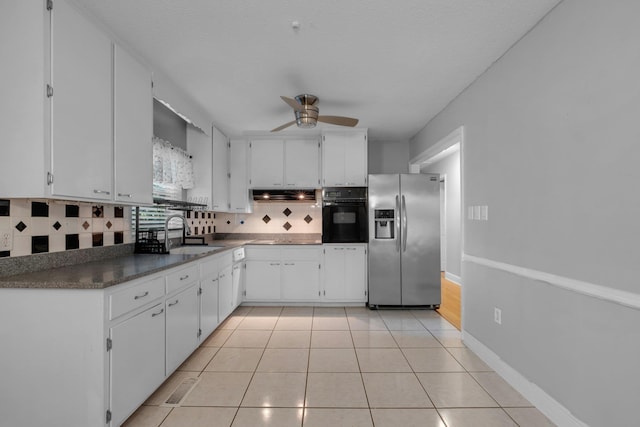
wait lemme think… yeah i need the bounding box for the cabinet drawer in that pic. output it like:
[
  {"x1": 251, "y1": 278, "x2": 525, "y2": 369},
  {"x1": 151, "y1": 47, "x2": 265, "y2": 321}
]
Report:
[
  {"x1": 281, "y1": 247, "x2": 321, "y2": 261},
  {"x1": 245, "y1": 246, "x2": 281, "y2": 260},
  {"x1": 166, "y1": 264, "x2": 199, "y2": 294},
  {"x1": 110, "y1": 276, "x2": 165, "y2": 320}
]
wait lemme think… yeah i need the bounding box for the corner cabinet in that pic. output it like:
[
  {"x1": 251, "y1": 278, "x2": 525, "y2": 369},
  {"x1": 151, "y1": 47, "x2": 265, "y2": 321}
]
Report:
[
  {"x1": 321, "y1": 130, "x2": 368, "y2": 187},
  {"x1": 0, "y1": 0, "x2": 152, "y2": 204}
]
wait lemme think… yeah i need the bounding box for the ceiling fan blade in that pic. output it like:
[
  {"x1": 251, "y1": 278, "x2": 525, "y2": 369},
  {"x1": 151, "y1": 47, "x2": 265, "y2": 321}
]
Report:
[
  {"x1": 280, "y1": 96, "x2": 307, "y2": 113},
  {"x1": 317, "y1": 115, "x2": 359, "y2": 127},
  {"x1": 270, "y1": 120, "x2": 296, "y2": 132}
]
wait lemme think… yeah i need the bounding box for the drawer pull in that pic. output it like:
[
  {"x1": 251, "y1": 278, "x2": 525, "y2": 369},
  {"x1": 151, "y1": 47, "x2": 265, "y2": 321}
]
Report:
[
  {"x1": 134, "y1": 291, "x2": 149, "y2": 300},
  {"x1": 93, "y1": 189, "x2": 111, "y2": 195},
  {"x1": 179, "y1": 274, "x2": 190, "y2": 281},
  {"x1": 270, "y1": 263, "x2": 280, "y2": 266},
  {"x1": 151, "y1": 308, "x2": 164, "y2": 317},
  {"x1": 168, "y1": 299, "x2": 179, "y2": 307},
  {"x1": 117, "y1": 193, "x2": 133, "y2": 198}
]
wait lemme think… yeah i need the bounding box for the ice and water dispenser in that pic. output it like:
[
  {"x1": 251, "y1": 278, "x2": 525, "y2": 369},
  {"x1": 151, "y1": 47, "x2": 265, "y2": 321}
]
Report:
[{"x1": 374, "y1": 209, "x2": 395, "y2": 239}]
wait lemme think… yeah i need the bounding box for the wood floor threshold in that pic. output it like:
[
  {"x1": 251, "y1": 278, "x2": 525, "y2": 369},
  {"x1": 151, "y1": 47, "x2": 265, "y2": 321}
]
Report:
[{"x1": 437, "y1": 273, "x2": 461, "y2": 330}]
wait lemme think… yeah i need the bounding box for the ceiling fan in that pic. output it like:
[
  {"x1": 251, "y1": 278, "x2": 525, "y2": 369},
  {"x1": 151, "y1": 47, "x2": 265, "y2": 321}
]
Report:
[{"x1": 271, "y1": 94, "x2": 359, "y2": 132}]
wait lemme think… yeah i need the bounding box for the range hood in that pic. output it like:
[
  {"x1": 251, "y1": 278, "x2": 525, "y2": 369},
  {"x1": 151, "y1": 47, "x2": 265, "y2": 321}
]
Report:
[{"x1": 252, "y1": 189, "x2": 316, "y2": 201}]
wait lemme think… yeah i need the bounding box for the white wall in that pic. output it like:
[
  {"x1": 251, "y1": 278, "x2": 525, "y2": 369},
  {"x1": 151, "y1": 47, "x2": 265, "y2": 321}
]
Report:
[
  {"x1": 410, "y1": 1, "x2": 640, "y2": 426},
  {"x1": 368, "y1": 140, "x2": 410, "y2": 174},
  {"x1": 421, "y1": 151, "x2": 461, "y2": 280}
]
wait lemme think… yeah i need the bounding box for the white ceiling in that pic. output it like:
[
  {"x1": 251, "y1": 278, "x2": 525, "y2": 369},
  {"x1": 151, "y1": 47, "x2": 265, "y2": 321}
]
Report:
[{"x1": 74, "y1": 0, "x2": 562, "y2": 142}]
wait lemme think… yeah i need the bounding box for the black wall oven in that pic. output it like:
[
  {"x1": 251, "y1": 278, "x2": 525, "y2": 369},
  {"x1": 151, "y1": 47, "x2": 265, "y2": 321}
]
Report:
[{"x1": 322, "y1": 187, "x2": 368, "y2": 243}]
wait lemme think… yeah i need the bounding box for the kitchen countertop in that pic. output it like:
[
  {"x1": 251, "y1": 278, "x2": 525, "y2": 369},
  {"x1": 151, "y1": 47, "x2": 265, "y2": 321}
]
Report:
[
  {"x1": 0, "y1": 238, "x2": 326, "y2": 290},
  {"x1": 0, "y1": 240, "x2": 248, "y2": 290}
]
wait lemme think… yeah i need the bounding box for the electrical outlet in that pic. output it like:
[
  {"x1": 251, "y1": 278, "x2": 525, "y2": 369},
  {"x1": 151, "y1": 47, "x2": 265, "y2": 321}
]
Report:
[
  {"x1": 494, "y1": 307, "x2": 502, "y2": 325},
  {"x1": 0, "y1": 232, "x2": 12, "y2": 251}
]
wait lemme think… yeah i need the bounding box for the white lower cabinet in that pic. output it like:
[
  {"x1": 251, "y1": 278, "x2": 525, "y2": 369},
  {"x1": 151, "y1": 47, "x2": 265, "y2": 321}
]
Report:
[
  {"x1": 323, "y1": 244, "x2": 368, "y2": 302},
  {"x1": 245, "y1": 260, "x2": 281, "y2": 300},
  {"x1": 165, "y1": 283, "x2": 200, "y2": 374},
  {"x1": 200, "y1": 273, "x2": 219, "y2": 339},
  {"x1": 232, "y1": 262, "x2": 244, "y2": 308},
  {"x1": 218, "y1": 264, "x2": 234, "y2": 320},
  {"x1": 282, "y1": 261, "x2": 321, "y2": 300},
  {"x1": 110, "y1": 302, "x2": 165, "y2": 427}
]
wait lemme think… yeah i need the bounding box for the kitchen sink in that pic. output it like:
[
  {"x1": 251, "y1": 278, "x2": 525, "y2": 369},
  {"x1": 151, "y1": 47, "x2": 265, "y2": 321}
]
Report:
[{"x1": 169, "y1": 244, "x2": 224, "y2": 255}]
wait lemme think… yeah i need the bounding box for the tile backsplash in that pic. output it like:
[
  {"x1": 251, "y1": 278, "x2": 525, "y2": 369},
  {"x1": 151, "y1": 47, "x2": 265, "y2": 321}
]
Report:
[
  {"x1": 0, "y1": 199, "x2": 132, "y2": 258},
  {"x1": 214, "y1": 201, "x2": 322, "y2": 234}
]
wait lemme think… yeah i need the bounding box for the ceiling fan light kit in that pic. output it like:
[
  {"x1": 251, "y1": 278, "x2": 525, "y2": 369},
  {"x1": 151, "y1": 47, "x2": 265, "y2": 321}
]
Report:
[{"x1": 272, "y1": 94, "x2": 359, "y2": 132}]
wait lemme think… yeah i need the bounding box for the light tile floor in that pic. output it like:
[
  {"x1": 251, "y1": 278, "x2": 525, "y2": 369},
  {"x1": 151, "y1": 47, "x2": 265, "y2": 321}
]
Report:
[{"x1": 123, "y1": 306, "x2": 556, "y2": 427}]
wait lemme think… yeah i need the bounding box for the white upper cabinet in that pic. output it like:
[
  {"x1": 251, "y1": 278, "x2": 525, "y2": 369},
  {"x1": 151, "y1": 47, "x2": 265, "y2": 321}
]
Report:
[
  {"x1": 0, "y1": 0, "x2": 153, "y2": 204},
  {"x1": 187, "y1": 126, "x2": 213, "y2": 209},
  {"x1": 284, "y1": 139, "x2": 321, "y2": 188},
  {"x1": 229, "y1": 139, "x2": 252, "y2": 213},
  {"x1": 50, "y1": 0, "x2": 113, "y2": 200},
  {"x1": 249, "y1": 140, "x2": 285, "y2": 187},
  {"x1": 321, "y1": 130, "x2": 368, "y2": 187},
  {"x1": 114, "y1": 44, "x2": 153, "y2": 204},
  {"x1": 249, "y1": 138, "x2": 320, "y2": 188},
  {"x1": 211, "y1": 126, "x2": 230, "y2": 211}
]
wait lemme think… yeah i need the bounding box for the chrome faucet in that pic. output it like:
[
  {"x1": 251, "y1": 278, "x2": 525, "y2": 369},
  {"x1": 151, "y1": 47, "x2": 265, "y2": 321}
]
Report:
[{"x1": 164, "y1": 214, "x2": 192, "y2": 251}]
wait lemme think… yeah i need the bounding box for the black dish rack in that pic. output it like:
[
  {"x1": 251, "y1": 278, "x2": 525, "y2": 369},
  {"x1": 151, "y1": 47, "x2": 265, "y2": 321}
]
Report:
[{"x1": 134, "y1": 229, "x2": 167, "y2": 254}]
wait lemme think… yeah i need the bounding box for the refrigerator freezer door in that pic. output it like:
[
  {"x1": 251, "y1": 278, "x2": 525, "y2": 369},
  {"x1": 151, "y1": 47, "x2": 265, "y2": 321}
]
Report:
[
  {"x1": 368, "y1": 174, "x2": 402, "y2": 305},
  {"x1": 400, "y1": 174, "x2": 441, "y2": 305}
]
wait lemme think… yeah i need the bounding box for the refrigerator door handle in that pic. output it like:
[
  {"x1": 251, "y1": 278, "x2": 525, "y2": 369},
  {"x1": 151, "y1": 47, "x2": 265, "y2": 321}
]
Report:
[
  {"x1": 395, "y1": 195, "x2": 401, "y2": 252},
  {"x1": 402, "y1": 195, "x2": 408, "y2": 252}
]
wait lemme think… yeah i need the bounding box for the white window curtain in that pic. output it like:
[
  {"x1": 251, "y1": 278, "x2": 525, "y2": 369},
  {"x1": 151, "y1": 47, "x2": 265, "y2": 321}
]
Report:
[{"x1": 152, "y1": 136, "x2": 195, "y2": 189}]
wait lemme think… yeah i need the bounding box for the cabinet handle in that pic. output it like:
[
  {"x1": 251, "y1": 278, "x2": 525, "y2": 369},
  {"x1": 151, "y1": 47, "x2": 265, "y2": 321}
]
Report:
[
  {"x1": 93, "y1": 189, "x2": 111, "y2": 195},
  {"x1": 133, "y1": 291, "x2": 149, "y2": 300},
  {"x1": 151, "y1": 308, "x2": 164, "y2": 317},
  {"x1": 334, "y1": 247, "x2": 344, "y2": 251},
  {"x1": 179, "y1": 274, "x2": 190, "y2": 281},
  {"x1": 346, "y1": 182, "x2": 357, "y2": 185},
  {"x1": 168, "y1": 299, "x2": 179, "y2": 307},
  {"x1": 346, "y1": 248, "x2": 356, "y2": 251},
  {"x1": 270, "y1": 263, "x2": 280, "y2": 266},
  {"x1": 284, "y1": 263, "x2": 294, "y2": 266},
  {"x1": 220, "y1": 273, "x2": 226, "y2": 278},
  {"x1": 117, "y1": 193, "x2": 133, "y2": 198}
]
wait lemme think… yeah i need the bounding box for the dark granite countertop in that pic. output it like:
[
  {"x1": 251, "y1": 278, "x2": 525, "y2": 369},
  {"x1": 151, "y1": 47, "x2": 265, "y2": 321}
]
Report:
[
  {"x1": 248, "y1": 239, "x2": 323, "y2": 245},
  {"x1": 0, "y1": 240, "x2": 247, "y2": 290}
]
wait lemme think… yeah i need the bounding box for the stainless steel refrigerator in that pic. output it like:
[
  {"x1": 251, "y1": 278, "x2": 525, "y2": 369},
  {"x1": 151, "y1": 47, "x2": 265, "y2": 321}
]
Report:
[{"x1": 368, "y1": 174, "x2": 441, "y2": 307}]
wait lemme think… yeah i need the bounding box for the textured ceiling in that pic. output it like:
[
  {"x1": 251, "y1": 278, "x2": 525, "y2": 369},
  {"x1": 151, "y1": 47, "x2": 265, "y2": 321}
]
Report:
[{"x1": 73, "y1": 0, "x2": 562, "y2": 141}]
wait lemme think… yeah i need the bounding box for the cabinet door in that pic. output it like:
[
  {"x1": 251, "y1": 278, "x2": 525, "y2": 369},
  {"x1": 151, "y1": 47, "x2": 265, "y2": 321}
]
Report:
[
  {"x1": 343, "y1": 133, "x2": 368, "y2": 186},
  {"x1": 165, "y1": 284, "x2": 200, "y2": 374},
  {"x1": 232, "y1": 262, "x2": 244, "y2": 309},
  {"x1": 229, "y1": 139, "x2": 252, "y2": 213},
  {"x1": 250, "y1": 139, "x2": 284, "y2": 188},
  {"x1": 51, "y1": 0, "x2": 112, "y2": 200},
  {"x1": 218, "y1": 265, "x2": 234, "y2": 321},
  {"x1": 281, "y1": 261, "x2": 320, "y2": 301},
  {"x1": 114, "y1": 44, "x2": 152, "y2": 204},
  {"x1": 110, "y1": 303, "x2": 165, "y2": 427},
  {"x1": 245, "y1": 260, "x2": 281, "y2": 300},
  {"x1": 285, "y1": 139, "x2": 320, "y2": 188},
  {"x1": 344, "y1": 246, "x2": 367, "y2": 301},
  {"x1": 321, "y1": 137, "x2": 345, "y2": 187},
  {"x1": 187, "y1": 126, "x2": 213, "y2": 209},
  {"x1": 211, "y1": 126, "x2": 229, "y2": 211},
  {"x1": 323, "y1": 246, "x2": 346, "y2": 300},
  {"x1": 200, "y1": 274, "x2": 219, "y2": 340}
]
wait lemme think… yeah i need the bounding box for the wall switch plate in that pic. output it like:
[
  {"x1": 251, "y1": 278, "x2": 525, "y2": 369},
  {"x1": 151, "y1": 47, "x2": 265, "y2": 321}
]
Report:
[
  {"x1": 494, "y1": 307, "x2": 502, "y2": 325},
  {"x1": 480, "y1": 205, "x2": 488, "y2": 221}
]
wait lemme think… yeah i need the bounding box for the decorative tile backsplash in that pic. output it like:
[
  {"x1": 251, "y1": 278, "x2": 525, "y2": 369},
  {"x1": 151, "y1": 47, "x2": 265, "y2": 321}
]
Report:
[
  {"x1": 214, "y1": 202, "x2": 322, "y2": 234},
  {"x1": 185, "y1": 210, "x2": 216, "y2": 236},
  {"x1": 0, "y1": 199, "x2": 132, "y2": 258}
]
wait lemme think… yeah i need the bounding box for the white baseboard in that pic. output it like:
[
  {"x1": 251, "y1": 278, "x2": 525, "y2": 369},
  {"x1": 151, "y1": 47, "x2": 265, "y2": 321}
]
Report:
[
  {"x1": 444, "y1": 271, "x2": 462, "y2": 286},
  {"x1": 463, "y1": 331, "x2": 588, "y2": 427}
]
